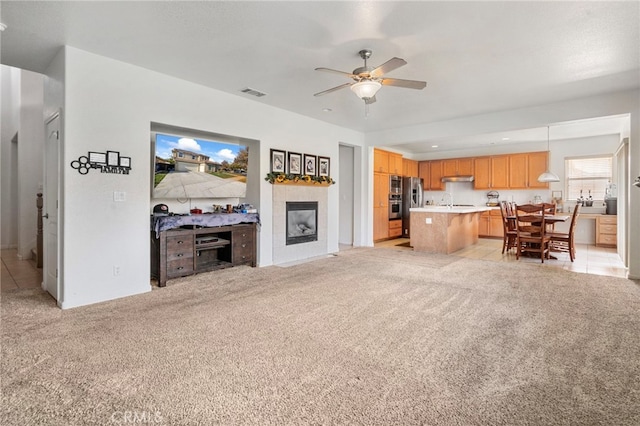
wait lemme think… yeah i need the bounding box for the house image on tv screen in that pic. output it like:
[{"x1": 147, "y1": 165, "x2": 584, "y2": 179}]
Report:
[{"x1": 172, "y1": 149, "x2": 222, "y2": 173}]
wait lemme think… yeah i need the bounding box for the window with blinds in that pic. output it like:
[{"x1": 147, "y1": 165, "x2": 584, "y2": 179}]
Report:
[{"x1": 565, "y1": 156, "x2": 612, "y2": 201}]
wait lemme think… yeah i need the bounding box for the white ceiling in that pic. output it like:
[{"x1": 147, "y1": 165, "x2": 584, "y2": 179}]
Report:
[{"x1": 1, "y1": 1, "x2": 638, "y2": 152}]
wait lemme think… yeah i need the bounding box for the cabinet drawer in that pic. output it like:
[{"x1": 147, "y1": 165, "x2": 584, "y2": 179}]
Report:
[
  {"x1": 389, "y1": 227, "x2": 403, "y2": 237},
  {"x1": 167, "y1": 257, "x2": 194, "y2": 278},
  {"x1": 389, "y1": 220, "x2": 402, "y2": 229},
  {"x1": 167, "y1": 234, "x2": 194, "y2": 252},
  {"x1": 598, "y1": 216, "x2": 617, "y2": 225},
  {"x1": 233, "y1": 244, "x2": 254, "y2": 264},
  {"x1": 599, "y1": 224, "x2": 617, "y2": 235},
  {"x1": 597, "y1": 234, "x2": 617, "y2": 246}
]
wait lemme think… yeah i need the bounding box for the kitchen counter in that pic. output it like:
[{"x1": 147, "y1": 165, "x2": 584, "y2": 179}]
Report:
[
  {"x1": 409, "y1": 206, "x2": 490, "y2": 254},
  {"x1": 411, "y1": 206, "x2": 494, "y2": 214}
]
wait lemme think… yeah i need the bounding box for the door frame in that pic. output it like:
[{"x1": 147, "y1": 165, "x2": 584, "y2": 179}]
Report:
[{"x1": 43, "y1": 109, "x2": 62, "y2": 304}]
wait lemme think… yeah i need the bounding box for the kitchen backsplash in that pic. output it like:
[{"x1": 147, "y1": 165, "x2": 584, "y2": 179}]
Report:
[{"x1": 424, "y1": 181, "x2": 607, "y2": 213}]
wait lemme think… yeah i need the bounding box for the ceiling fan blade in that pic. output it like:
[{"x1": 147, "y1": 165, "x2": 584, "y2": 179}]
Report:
[
  {"x1": 313, "y1": 83, "x2": 353, "y2": 97},
  {"x1": 315, "y1": 67, "x2": 356, "y2": 78},
  {"x1": 381, "y1": 77, "x2": 427, "y2": 90},
  {"x1": 364, "y1": 95, "x2": 377, "y2": 105},
  {"x1": 370, "y1": 57, "x2": 407, "y2": 78}
]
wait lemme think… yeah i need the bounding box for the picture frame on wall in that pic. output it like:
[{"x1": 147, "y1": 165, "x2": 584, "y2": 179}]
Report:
[
  {"x1": 270, "y1": 149, "x2": 286, "y2": 173},
  {"x1": 303, "y1": 154, "x2": 317, "y2": 176},
  {"x1": 318, "y1": 156, "x2": 330, "y2": 177},
  {"x1": 288, "y1": 151, "x2": 302, "y2": 175}
]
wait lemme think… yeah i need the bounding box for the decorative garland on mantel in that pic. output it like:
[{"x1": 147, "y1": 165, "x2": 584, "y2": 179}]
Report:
[{"x1": 265, "y1": 173, "x2": 335, "y2": 186}]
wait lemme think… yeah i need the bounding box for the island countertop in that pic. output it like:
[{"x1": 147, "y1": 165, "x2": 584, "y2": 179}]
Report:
[{"x1": 410, "y1": 205, "x2": 495, "y2": 214}]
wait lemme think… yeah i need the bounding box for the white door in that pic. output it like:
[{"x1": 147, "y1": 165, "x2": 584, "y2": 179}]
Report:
[{"x1": 44, "y1": 113, "x2": 60, "y2": 301}]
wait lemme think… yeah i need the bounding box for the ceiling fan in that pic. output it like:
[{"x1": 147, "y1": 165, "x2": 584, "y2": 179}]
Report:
[{"x1": 313, "y1": 49, "x2": 427, "y2": 105}]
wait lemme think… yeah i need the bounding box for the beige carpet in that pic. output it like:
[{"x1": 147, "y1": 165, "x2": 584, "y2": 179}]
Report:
[{"x1": 2, "y1": 247, "x2": 639, "y2": 425}]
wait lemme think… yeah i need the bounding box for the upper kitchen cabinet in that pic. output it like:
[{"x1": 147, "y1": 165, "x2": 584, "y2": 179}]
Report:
[
  {"x1": 374, "y1": 149, "x2": 403, "y2": 175},
  {"x1": 429, "y1": 160, "x2": 444, "y2": 190},
  {"x1": 442, "y1": 158, "x2": 474, "y2": 177},
  {"x1": 474, "y1": 155, "x2": 509, "y2": 189},
  {"x1": 418, "y1": 160, "x2": 444, "y2": 190},
  {"x1": 388, "y1": 152, "x2": 403, "y2": 175},
  {"x1": 374, "y1": 148, "x2": 389, "y2": 173},
  {"x1": 418, "y1": 161, "x2": 430, "y2": 190},
  {"x1": 403, "y1": 158, "x2": 419, "y2": 177},
  {"x1": 509, "y1": 152, "x2": 549, "y2": 189}
]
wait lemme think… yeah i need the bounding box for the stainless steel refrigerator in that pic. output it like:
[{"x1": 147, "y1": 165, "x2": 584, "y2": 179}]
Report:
[{"x1": 402, "y1": 177, "x2": 424, "y2": 237}]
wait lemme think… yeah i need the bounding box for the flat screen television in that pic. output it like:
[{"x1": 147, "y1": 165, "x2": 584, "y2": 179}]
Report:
[{"x1": 152, "y1": 131, "x2": 248, "y2": 200}]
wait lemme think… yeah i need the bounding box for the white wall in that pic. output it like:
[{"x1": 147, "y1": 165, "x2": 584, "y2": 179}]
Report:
[
  {"x1": 17, "y1": 69, "x2": 44, "y2": 260},
  {"x1": 0, "y1": 67, "x2": 45, "y2": 257},
  {"x1": 0, "y1": 66, "x2": 20, "y2": 249},
  {"x1": 48, "y1": 46, "x2": 363, "y2": 308}
]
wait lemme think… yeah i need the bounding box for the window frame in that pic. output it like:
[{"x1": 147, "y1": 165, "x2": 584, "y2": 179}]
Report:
[{"x1": 564, "y1": 155, "x2": 613, "y2": 202}]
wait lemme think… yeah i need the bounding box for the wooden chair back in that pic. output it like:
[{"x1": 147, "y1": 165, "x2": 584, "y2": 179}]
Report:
[{"x1": 515, "y1": 203, "x2": 551, "y2": 262}]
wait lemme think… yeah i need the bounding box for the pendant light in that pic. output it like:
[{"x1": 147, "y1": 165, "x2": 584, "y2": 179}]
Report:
[{"x1": 537, "y1": 126, "x2": 560, "y2": 183}]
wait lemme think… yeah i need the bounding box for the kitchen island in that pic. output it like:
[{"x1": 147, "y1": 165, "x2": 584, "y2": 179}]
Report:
[{"x1": 409, "y1": 206, "x2": 493, "y2": 254}]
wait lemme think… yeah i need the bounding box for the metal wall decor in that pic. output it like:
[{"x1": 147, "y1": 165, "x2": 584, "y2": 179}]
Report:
[{"x1": 71, "y1": 150, "x2": 132, "y2": 175}]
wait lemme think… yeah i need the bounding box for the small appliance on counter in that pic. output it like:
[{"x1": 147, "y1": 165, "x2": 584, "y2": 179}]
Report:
[
  {"x1": 486, "y1": 191, "x2": 499, "y2": 207},
  {"x1": 605, "y1": 183, "x2": 617, "y2": 215},
  {"x1": 153, "y1": 203, "x2": 170, "y2": 217},
  {"x1": 605, "y1": 198, "x2": 617, "y2": 215}
]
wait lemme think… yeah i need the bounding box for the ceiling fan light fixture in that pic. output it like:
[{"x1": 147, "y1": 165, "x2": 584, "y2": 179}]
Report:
[
  {"x1": 350, "y1": 80, "x2": 381, "y2": 100},
  {"x1": 537, "y1": 125, "x2": 560, "y2": 183}
]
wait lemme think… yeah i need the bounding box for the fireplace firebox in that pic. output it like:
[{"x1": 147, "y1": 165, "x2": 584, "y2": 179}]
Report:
[{"x1": 286, "y1": 201, "x2": 318, "y2": 245}]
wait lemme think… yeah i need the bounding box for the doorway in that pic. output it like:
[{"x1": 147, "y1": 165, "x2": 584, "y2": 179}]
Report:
[{"x1": 44, "y1": 112, "x2": 60, "y2": 302}]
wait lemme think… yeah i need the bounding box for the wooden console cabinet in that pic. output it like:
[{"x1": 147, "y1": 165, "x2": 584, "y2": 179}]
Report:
[{"x1": 151, "y1": 223, "x2": 256, "y2": 287}]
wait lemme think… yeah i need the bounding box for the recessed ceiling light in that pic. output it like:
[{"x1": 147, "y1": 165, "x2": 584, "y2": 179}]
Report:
[
  {"x1": 502, "y1": 137, "x2": 510, "y2": 141},
  {"x1": 431, "y1": 145, "x2": 438, "y2": 148},
  {"x1": 322, "y1": 108, "x2": 332, "y2": 112}
]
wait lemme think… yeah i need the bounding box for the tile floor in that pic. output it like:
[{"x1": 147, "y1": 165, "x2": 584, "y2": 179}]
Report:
[
  {"x1": 374, "y1": 237, "x2": 628, "y2": 278},
  {"x1": 1, "y1": 249, "x2": 43, "y2": 292}
]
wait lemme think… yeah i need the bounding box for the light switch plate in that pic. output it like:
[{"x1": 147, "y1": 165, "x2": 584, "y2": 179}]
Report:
[{"x1": 113, "y1": 191, "x2": 126, "y2": 202}]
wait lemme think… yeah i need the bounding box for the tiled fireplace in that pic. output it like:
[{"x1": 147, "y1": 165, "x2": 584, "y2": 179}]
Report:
[{"x1": 272, "y1": 185, "x2": 328, "y2": 264}]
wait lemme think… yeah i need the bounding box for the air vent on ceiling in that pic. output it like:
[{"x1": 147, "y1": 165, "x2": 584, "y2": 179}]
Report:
[{"x1": 240, "y1": 87, "x2": 267, "y2": 97}]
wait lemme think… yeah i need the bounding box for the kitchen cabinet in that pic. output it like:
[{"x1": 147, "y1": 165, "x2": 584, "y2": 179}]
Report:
[
  {"x1": 389, "y1": 219, "x2": 403, "y2": 238},
  {"x1": 596, "y1": 215, "x2": 617, "y2": 247},
  {"x1": 526, "y1": 151, "x2": 550, "y2": 189},
  {"x1": 403, "y1": 158, "x2": 419, "y2": 177},
  {"x1": 429, "y1": 160, "x2": 444, "y2": 190},
  {"x1": 373, "y1": 172, "x2": 390, "y2": 241},
  {"x1": 474, "y1": 155, "x2": 509, "y2": 189},
  {"x1": 418, "y1": 161, "x2": 430, "y2": 190},
  {"x1": 151, "y1": 223, "x2": 257, "y2": 287},
  {"x1": 443, "y1": 158, "x2": 474, "y2": 177},
  {"x1": 509, "y1": 152, "x2": 549, "y2": 189},
  {"x1": 374, "y1": 148, "x2": 402, "y2": 175},
  {"x1": 374, "y1": 149, "x2": 389, "y2": 173},
  {"x1": 389, "y1": 153, "x2": 403, "y2": 175},
  {"x1": 478, "y1": 209, "x2": 503, "y2": 238},
  {"x1": 418, "y1": 159, "x2": 444, "y2": 190}
]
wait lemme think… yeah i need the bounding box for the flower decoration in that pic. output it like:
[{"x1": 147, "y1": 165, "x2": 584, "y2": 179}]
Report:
[{"x1": 265, "y1": 172, "x2": 335, "y2": 185}]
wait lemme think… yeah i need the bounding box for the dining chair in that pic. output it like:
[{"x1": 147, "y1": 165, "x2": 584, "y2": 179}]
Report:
[
  {"x1": 547, "y1": 204, "x2": 580, "y2": 262},
  {"x1": 542, "y1": 202, "x2": 557, "y2": 232},
  {"x1": 499, "y1": 201, "x2": 517, "y2": 253},
  {"x1": 514, "y1": 203, "x2": 552, "y2": 263}
]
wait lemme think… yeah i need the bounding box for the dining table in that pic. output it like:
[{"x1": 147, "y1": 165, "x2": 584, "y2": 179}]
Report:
[{"x1": 508, "y1": 213, "x2": 570, "y2": 259}]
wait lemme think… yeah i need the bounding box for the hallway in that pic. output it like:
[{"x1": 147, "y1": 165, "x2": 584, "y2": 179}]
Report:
[{"x1": 1, "y1": 249, "x2": 43, "y2": 292}]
